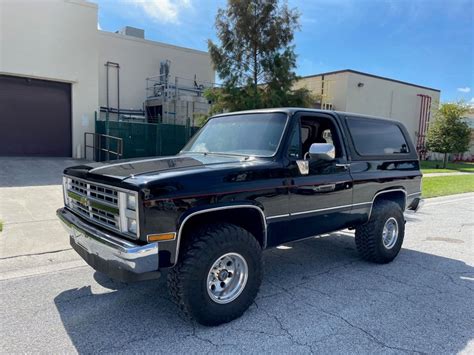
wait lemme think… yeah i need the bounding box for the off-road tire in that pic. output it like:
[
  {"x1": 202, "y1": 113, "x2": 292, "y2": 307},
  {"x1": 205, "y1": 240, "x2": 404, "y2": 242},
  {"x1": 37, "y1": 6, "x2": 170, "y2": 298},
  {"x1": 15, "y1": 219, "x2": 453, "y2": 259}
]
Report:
[
  {"x1": 167, "y1": 223, "x2": 263, "y2": 326},
  {"x1": 355, "y1": 200, "x2": 405, "y2": 263}
]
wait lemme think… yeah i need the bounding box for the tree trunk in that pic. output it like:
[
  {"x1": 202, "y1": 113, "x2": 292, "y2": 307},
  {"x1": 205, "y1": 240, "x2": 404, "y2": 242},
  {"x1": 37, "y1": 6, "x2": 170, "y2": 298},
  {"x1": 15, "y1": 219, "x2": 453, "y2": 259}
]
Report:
[
  {"x1": 443, "y1": 153, "x2": 448, "y2": 168},
  {"x1": 252, "y1": 4, "x2": 258, "y2": 108}
]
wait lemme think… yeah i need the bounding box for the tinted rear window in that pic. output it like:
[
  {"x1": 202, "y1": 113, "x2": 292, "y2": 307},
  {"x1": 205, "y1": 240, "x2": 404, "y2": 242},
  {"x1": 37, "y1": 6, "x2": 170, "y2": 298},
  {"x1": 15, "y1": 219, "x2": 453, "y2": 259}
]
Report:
[{"x1": 347, "y1": 118, "x2": 409, "y2": 156}]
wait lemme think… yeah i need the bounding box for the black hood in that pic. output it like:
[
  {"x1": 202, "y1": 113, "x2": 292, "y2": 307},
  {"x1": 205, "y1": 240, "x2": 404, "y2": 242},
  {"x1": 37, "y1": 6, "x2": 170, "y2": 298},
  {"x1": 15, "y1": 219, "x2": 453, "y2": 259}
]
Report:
[{"x1": 63, "y1": 153, "x2": 269, "y2": 184}]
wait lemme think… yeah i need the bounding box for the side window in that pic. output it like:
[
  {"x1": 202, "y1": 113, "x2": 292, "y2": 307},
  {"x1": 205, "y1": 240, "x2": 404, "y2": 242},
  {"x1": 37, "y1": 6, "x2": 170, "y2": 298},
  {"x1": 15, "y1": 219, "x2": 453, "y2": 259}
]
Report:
[
  {"x1": 287, "y1": 123, "x2": 302, "y2": 159},
  {"x1": 347, "y1": 118, "x2": 409, "y2": 155},
  {"x1": 300, "y1": 117, "x2": 344, "y2": 158}
]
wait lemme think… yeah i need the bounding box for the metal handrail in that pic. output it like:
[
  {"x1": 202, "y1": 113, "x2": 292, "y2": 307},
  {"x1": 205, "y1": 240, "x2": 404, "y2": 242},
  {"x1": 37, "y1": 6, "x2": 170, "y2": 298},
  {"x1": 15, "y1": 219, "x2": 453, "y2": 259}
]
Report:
[{"x1": 84, "y1": 132, "x2": 123, "y2": 161}]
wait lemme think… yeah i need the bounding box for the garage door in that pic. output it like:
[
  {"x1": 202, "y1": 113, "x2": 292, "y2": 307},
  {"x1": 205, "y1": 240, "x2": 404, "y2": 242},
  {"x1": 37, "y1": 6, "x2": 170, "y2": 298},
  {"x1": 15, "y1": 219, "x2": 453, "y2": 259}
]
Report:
[{"x1": 0, "y1": 75, "x2": 72, "y2": 157}]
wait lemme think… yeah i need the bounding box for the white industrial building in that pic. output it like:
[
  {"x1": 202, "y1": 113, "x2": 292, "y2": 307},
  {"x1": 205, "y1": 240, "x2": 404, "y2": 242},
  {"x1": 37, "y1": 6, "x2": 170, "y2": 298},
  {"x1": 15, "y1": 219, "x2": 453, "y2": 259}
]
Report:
[
  {"x1": 294, "y1": 70, "x2": 441, "y2": 157},
  {"x1": 0, "y1": 0, "x2": 214, "y2": 158}
]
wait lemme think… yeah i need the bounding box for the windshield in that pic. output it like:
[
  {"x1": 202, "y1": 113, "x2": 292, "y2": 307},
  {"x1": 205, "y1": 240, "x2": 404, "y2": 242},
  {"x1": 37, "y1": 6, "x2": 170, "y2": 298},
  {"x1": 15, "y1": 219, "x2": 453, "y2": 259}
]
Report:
[{"x1": 182, "y1": 113, "x2": 288, "y2": 157}]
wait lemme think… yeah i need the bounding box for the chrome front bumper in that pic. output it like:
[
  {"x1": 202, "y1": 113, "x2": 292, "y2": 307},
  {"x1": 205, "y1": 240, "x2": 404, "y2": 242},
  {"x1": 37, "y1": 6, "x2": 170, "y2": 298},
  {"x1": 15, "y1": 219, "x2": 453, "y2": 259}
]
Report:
[{"x1": 57, "y1": 208, "x2": 160, "y2": 282}]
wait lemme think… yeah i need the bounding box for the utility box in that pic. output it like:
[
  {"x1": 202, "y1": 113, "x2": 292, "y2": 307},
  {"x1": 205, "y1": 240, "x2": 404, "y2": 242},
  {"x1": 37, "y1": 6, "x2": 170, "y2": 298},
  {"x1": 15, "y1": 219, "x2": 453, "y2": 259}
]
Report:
[{"x1": 116, "y1": 26, "x2": 145, "y2": 39}]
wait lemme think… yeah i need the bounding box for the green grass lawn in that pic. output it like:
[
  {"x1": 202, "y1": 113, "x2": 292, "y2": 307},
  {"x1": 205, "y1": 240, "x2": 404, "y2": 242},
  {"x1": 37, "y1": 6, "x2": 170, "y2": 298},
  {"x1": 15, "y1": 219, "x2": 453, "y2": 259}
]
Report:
[
  {"x1": 421, "y1": 160, "x2": 474, "y2": 174},
  {"x1": 422, "y1": 174, "x2": 474, "y2": 198}
]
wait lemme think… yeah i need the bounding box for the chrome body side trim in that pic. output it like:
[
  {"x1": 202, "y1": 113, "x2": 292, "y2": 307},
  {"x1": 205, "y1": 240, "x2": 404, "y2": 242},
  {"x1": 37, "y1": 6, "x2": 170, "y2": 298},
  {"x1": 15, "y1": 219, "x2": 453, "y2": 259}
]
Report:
[
  {"x1": 57, "y1": 208, "x2": 159, "y2": 278},
  {"x1": 266, "y1": 213, "x2": 291, "y2": 220},
  {"x1": 266, "y1": 202, "x2": 373, "y2": 220},
  {"x1": 175, "y1": 205, "x2": 267, "y2": 263},
  {"x1": 291, "y1": 204, "x2": 353, "y2": 216},
  {"x1": 265, "y1": 192, "x2": 414, "y2": 221}
]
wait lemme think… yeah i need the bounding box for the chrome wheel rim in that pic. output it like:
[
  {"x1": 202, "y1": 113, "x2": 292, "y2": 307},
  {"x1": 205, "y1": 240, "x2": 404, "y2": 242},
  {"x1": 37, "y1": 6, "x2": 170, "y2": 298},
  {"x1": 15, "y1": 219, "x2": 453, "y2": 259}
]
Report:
[
  {"x1": 206, "y1": 252, "x2": 248, "y2": 304},
  {"x1": 382, "y1": 217, "x2": 399, "y2": 249}
]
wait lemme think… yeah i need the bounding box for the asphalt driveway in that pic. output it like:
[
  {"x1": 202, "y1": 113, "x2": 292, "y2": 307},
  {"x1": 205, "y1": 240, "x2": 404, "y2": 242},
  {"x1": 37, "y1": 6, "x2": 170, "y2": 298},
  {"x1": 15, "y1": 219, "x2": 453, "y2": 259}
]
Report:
[{"x1": 0, "y1": 158, "x2": 473, "y2": 353}]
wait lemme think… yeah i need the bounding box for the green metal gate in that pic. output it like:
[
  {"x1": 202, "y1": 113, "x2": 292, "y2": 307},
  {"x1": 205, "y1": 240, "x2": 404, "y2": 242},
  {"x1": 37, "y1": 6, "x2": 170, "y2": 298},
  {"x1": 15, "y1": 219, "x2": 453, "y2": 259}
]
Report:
[{"x1": 95, "y1": 119, "x2": 199, "y2": 160}]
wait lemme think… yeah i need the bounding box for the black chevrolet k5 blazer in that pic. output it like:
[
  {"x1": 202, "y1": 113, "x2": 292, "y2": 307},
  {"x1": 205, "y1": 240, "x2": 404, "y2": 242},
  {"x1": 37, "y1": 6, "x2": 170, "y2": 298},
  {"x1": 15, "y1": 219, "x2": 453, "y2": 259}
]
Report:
[{"x1": 57, "y1": 108, "x2": 423, "y2": 325}]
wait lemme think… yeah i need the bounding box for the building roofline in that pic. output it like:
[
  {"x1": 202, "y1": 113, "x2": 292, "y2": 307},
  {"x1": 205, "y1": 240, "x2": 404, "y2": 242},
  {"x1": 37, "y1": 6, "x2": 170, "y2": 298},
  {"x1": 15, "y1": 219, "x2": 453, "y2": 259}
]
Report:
[
  {"x1": 66, "y1": 0, "x2": 98, "y2": 9},
  {"x1": 300, "y1": 69, "x2": 441, "y2": 92},
  {"x1": 98, "y1": 30, "x2": 210, "y2": 56}
]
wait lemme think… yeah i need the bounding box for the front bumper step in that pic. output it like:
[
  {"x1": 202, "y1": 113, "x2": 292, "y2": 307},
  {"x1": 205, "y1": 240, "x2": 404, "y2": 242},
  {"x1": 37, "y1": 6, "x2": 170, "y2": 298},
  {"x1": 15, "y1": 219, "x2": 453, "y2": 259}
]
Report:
[{"x1": 57, "y1": 208, "x2": 160, "y2": 282}]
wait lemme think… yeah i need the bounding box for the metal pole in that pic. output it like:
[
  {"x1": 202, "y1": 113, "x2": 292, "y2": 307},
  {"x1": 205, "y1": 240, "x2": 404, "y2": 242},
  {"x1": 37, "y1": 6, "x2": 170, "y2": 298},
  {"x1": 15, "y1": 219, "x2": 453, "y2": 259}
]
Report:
[
  {"x1": 106, "y1": 64, "x2": 109, "y2": 112},
  {"x1": 117, "y1": 64, "x2": 120, "y2": 119},
  {"x1": 175, "y1": 76, "x2": 178, "y2": 125}
]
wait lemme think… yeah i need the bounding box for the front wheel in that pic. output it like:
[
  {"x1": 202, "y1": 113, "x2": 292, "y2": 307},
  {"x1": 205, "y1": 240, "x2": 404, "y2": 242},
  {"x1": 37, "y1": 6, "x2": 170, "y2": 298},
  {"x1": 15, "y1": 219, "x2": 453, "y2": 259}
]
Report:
[
  {"x1": 355, "y1": 200, "x2": 405, "y2": 263},
  {"x1": 167, "y1": 223, "x2": 263, "y2": 326}
]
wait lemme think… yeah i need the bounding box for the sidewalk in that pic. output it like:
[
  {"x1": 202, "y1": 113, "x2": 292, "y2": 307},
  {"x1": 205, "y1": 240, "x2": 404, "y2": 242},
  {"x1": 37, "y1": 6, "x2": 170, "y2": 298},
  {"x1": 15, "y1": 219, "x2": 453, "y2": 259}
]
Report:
[{"x1": 423, "y1": 171, "x2": 473, "y2": 177}]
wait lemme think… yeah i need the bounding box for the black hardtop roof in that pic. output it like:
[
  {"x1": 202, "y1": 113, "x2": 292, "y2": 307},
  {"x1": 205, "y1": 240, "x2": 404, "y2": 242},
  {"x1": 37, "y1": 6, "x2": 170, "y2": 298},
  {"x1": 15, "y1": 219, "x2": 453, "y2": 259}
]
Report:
[{"x1": 211, "y1": 108, "x2": 405, "y2": 125}]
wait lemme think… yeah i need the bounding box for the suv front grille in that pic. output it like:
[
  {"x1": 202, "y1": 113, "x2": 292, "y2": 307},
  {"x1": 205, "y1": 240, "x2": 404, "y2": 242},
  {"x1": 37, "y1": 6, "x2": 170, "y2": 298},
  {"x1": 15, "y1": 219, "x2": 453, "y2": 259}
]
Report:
[{"x1": 63, "y1": 176, "x2": 138, "y2": 239}]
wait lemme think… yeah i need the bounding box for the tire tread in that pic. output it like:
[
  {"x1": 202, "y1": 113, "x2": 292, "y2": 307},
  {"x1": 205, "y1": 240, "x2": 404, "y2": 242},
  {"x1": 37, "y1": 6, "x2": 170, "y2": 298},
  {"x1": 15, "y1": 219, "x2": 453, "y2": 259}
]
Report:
[
  {"x1": 167, "y1": 223, "x2": 262, "y2": 325},
  {"x1": 355, "y1": 200, "x2": 404, "y2": 264}
]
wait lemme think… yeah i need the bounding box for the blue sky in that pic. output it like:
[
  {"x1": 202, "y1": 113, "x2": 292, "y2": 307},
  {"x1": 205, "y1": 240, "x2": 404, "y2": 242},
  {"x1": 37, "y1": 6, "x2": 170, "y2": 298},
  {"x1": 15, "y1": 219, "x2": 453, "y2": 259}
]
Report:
[{"x1": 95, "y1": 0, "x2": 473, "y2": 103}]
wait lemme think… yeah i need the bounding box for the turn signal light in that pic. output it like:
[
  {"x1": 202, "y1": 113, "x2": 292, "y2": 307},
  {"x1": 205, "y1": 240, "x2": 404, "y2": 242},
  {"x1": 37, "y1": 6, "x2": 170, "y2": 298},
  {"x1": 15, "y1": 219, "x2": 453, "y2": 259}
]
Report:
[{"x1": 147, "y1": 233, "x2": 176, "y2": 242}]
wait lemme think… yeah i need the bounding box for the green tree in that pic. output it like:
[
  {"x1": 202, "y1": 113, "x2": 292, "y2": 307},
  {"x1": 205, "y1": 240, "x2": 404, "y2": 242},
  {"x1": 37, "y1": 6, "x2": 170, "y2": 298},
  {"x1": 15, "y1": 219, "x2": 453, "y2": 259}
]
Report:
[
  {"x1": 207, "y1": 0, "x2": 313, "y2": 114},
  {"x1": 426, "y1": 102, "x2": 471, "y2": 168}
]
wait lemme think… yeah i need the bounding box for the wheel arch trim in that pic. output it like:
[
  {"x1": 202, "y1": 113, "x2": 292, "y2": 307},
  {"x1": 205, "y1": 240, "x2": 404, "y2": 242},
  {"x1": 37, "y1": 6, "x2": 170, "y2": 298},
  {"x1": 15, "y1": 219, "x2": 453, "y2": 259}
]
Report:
[
  {"x1": 175, "y1": 205, "x2": 267, "y2": 264},
  {"x1": 368, "y1": 188, "x2": 407, "y2": 220}
]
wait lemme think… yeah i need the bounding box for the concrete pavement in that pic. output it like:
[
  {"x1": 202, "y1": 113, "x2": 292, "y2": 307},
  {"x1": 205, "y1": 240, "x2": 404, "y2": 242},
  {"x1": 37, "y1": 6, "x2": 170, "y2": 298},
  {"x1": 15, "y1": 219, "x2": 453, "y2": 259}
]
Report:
[
  {"x1": 1, "y1": 192, "x2": 473, "y2": 354},
  {"x1": 0, "y1": 157, "x2": 83, "y2": 260}
]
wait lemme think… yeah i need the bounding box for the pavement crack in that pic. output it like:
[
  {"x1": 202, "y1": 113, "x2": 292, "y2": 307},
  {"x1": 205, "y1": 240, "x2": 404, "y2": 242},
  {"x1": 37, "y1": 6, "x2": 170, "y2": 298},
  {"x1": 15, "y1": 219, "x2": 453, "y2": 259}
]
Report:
[
  {"x1": 2, "y1": 218, "x2": 59, "y2": 226},
  {"x1": 265, "y1": 275, "x2": 427, "y2": 354},
  {"x1": 300, "y1": 299, "x2": 427, "y2": 354},
  {"x1": 188, "y1": 323, "x2": 236, "y2": 350},
  {"x1": 256, "y1": 300, "x2": 314, "y2": 353},
  {"x1": 0, "y1": 247, "x2": 73, "y2": 260}
]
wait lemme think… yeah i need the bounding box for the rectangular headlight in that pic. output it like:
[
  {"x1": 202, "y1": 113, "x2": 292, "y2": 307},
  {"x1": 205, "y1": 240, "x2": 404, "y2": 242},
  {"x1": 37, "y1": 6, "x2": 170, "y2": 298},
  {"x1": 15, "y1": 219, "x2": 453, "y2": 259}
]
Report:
[
  {"x1": 62, "y1": 177, "x2": 70, "y2": 207},
  {"x1": 127, "y1": 194, "x2": 136, "y2": 211},
  {"x1": 127, "y1": 218, "x2": 137, "y2": 234},
  {"x1": 119, "y1": 191, "x2": 139, "y2": 237}
]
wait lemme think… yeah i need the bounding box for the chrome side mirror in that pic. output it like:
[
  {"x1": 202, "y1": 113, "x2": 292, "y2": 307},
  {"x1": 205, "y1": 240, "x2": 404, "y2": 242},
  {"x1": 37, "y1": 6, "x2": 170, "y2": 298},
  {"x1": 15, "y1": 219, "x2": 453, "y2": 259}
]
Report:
[{"x1": 308, "y1": 143, "x2": 335, "y2": 161}]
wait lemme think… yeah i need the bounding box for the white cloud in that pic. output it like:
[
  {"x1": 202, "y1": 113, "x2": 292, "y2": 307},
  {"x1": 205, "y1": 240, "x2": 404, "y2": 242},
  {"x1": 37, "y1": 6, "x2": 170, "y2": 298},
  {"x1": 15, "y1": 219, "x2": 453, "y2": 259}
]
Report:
[
  {"x1": 457, "y1": 87, "x2": 471, "y2": 93},
  {"x1": 128, "y1": 0, "x2": 191, "y2": 24}
]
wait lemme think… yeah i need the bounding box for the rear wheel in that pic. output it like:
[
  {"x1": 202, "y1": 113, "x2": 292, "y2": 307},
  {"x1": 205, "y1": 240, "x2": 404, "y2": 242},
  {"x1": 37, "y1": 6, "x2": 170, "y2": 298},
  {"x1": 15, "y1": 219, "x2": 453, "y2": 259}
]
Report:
[
  {"x1": 355, "y1": 200, "x2": 405, "y2": 263},
  {"x1": 167, "y1": 223, "x2": 263, "y2": 326}
]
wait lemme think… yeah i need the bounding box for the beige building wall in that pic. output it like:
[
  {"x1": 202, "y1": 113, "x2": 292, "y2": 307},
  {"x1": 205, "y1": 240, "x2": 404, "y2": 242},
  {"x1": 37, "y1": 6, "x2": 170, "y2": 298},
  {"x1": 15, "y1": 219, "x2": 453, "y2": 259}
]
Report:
[
  {"x1": 98, "y1": 32, "x2": 215, "y2": 111},
  {"x1": 345, "y1": 72, "x2": 440, "y2": 143},
  {"x1": 294, "y1": 72, "x2": 350, "y2": 111},
  {"x1": 295, "y1": 70, "x2": 440, "y2": 144},
  {"x1": 0, "y1": 0, "x2": 99, "y2": 158}
]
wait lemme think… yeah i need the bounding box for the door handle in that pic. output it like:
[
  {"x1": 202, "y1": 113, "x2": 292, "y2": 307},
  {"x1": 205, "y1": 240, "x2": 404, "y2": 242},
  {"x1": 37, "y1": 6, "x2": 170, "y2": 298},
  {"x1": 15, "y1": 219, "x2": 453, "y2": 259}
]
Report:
[
  {"x1": 336, "y1": 163, "x2": 350, "y2": 170},
  {"x1": 313, "y1": 184, "x2": 336, "y2": 192}
]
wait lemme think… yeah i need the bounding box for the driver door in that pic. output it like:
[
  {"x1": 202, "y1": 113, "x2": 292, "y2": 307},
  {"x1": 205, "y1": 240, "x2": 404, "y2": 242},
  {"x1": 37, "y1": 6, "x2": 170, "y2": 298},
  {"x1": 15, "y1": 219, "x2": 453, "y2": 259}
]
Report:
[{"x1": 285, "y1": 114, "x2": 353, "y2": 243}]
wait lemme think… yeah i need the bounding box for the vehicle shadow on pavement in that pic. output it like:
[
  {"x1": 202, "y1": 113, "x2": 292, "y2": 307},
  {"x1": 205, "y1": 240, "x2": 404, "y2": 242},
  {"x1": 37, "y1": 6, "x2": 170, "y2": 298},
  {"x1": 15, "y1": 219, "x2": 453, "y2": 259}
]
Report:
[{"x1": 53, "y1": 232, "x2": 474, "y2": 353}]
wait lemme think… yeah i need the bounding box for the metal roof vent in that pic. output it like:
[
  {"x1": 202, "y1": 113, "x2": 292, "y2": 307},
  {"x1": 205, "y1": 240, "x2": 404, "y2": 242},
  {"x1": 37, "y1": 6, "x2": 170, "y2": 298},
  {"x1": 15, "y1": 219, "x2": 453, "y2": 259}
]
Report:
[{"x1": 116, "y1": 26, "x2": 145, "y2": 39}]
